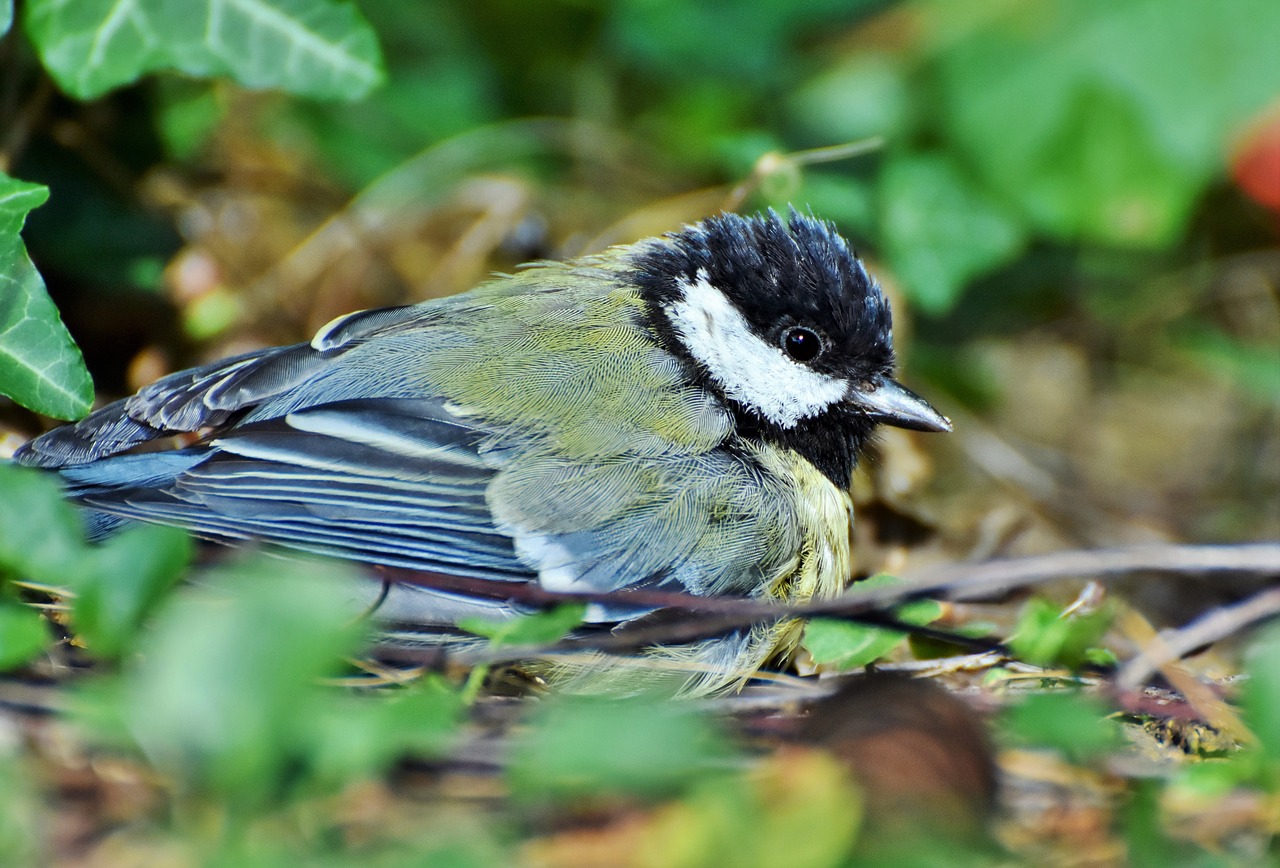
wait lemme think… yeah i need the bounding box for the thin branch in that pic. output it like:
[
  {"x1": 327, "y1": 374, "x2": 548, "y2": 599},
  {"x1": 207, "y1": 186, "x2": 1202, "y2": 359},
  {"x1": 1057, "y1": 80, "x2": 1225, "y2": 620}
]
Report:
[
  {"x1": 900, "y1": 544, "x2": 1280, "y2": 604},
  {"x1": 373, "y1": 542, "x2": 1280, "y2": 656},
  {"x1": 1116, "y1": 585, "x2": 1280, "y2": 692}
]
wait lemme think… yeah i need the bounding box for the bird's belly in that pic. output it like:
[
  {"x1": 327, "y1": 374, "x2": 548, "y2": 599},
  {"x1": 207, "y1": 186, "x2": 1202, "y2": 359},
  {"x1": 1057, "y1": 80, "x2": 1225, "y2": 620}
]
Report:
[{"x1": 731, "y1": 452, "x2": 856, "y2": 684}]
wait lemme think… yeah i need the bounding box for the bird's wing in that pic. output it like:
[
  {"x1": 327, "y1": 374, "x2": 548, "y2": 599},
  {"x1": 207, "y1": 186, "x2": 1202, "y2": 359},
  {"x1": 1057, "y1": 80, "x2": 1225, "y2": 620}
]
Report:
[
  {"x1": 20, "y1": 277, "x2": 806, "y2": 616},
  {"x1": 56, "y1": 397, "x2": 527, "y2": 578},
  {"x1": 14, "y1": 304, "x2": 434, "y2": 468}
]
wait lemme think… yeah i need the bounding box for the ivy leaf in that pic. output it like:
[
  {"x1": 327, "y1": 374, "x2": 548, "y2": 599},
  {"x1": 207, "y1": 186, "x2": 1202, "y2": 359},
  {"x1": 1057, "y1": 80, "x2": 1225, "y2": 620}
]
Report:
[
  {"x1": 69, "y1": 525, "x2": 193, "y2": 660},
  {"x1": 307, "y1": 677, "x2": 465, "y2": 785},
  {"x1": 1004, "y1": 692, "x2": 1121, "y2": 763},
  {"x1": 99, "y1": 556, "x2": 370, "y2": 804},
  {"x1": 1008, "y1": 597, "x2": 1115, "y2": 669},
  {"x1": 1244, "y1": 622, "x2": 1280, "y2": 766},
  {"x1": 0, "y1": 173, "x2": 93, "y2": 419},
  {"x1": 804, "y1": 574, "x2": 945, "y2": 670},
  {"x1": 25, "y1": 0, "x2": 385, "y2": 101},
  {"x1": 0, "y1": 464, "x2": 86, "y2": 582}
]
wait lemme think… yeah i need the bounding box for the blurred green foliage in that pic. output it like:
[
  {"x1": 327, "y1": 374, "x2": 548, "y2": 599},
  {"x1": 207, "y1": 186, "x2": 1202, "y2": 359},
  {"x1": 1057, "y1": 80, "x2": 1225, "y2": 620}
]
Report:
[
  {"x1": 511, "y1": 694, "x2": 736, "y2": 802},
  {"x1": 460, "y1": 602, "x2": 586, "y2": 648},
  {"x1": 0, "y1": 464, "x2": 191, "y2": 664},
  {"x1": 1009, "y1": 596, "x2": 1116, "y2": 670},
  {"x1": 1002, "y1": 690, "x2": 1122, "y2": 764},
  {"x1": 70, "y1": 556, "x2": 454, "y2": 808},
  {"x1": 622, "y1": 748, "x2": 866, "y2": 868},
  {"x1": 1243, "y1": 622, "x2": 1280, "y2": 784}
]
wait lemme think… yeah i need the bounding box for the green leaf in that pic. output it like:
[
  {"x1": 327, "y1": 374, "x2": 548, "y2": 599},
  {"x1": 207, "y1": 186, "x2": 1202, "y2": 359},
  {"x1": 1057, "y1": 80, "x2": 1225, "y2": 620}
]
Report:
[
  {"x1": 25, "y1": 0, "x2": 385, "y2": 101},
  {"x1": 308, "y1": 677, "x2": 464, "y2": 785},
  {"x1": 1243, "y1": 622, "x2": 1280, "y2": 767},
  {"x1": 804, "y1": 574, "x2": 945, "y2": 670},
  {"x1": 152, "y1": 79, "x2": 225, "y2": 161},
  {"x1": 97, "y1": 555, "x2": 370, "y2": 804},
  {"x1": 653, "y1": 750, "x2": 864, "y2": 868},
  {"x1": 459, "y1": 603, "x2": 586, "y2": 648},
  {"x1": 0, "y1": 173, "x2": 46, "y2": 236},
  {"x1": 1172, "y1": 760, "x2": 1254, "y2": 801},
  {"x1": 69, "y1": 524, "x2": 192, "y2": 659},
  {"x1": 1009, "y1": 597, "x2": 1115, "y2": 669},
  {"x1": 878, "y1": 153, "x2": 1026, "y2": 314},
  {"x1": 0, "y1": 172, "x2": 93, "y2": 419},
  {"x1": 0, "y1": 463, "x2": 85, "y2": 582},
  {"x1": 1004, "y1": 692, "x2": 1120, "y2": 763},
  {"x1": 0, "y1": 237, "x2": 95, "y2": 419},
  {"x1": 608, "y1": 0, "x2": 878, "y2": 83},
  {"x1": 510, "y1": 695, "x2": 734, "y2": 801},
  {"x1": 938, "y1": 0, "x2": 1280, "y2": 247},
  {"x1": 0, "y1": 602, "x2": 49, "y2": 670},
  {"x1": 271, "y1": 3, "x2": 501, "y2": 188}
]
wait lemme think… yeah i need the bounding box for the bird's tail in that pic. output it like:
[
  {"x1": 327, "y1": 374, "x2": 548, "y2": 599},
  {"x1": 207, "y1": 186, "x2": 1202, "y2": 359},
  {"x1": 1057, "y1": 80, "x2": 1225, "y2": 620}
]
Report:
[{"x1": 53, "y1": 450, "x2": 206, "y2": 542}]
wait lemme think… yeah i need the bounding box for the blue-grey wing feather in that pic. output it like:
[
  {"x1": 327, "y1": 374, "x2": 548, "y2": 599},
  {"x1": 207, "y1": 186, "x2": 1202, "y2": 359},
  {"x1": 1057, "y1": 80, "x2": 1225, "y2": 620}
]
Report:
[{"x1": 58, "y1": 398, "x2": 534, "y2": 582}]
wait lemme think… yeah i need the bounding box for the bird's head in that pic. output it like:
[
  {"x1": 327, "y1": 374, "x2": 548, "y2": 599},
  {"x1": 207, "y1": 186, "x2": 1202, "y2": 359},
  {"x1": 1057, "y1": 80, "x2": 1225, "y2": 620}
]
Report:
[{"x1": 632, "y1": 209, "x2": 950, "y2": 484}]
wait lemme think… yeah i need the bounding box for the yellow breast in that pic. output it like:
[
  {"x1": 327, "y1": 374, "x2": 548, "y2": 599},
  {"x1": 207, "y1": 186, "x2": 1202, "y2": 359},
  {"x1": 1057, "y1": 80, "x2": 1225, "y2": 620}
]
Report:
[
  {"x1": 747, "y1": 448, "x2": 856, "y2": 670},
  {"x1": 550, "y1": 447, "x2": 857, "y2": 697},
  {"x1": 763, "y1": 448, "x2": 856, "y2": 604}
]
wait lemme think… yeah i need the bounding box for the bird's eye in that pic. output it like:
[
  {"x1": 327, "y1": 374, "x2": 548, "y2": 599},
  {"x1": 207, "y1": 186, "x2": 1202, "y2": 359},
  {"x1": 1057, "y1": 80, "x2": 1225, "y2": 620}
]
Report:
[{"x1": 782, "y1": 327, "x2": 822, "y2": 363}]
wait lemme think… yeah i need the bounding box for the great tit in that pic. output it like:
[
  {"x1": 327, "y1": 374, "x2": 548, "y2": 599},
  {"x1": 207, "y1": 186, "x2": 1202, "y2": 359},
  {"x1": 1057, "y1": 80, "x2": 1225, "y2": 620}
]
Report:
[{"x1": 16, "y1": 209, "x2": 950, "y2": 694}]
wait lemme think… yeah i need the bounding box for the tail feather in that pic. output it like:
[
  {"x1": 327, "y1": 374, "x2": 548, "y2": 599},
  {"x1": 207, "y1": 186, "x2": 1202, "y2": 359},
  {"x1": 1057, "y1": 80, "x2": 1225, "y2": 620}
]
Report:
[{"x1": 56, "y1": 450, "x2": 207, "y2": 495}]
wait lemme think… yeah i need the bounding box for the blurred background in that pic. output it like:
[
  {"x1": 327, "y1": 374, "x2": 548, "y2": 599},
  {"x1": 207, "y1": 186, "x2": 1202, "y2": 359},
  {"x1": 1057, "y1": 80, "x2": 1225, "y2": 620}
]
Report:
[{"x1": 3, "y1": 0, "x2": 1278, "y2": 594}]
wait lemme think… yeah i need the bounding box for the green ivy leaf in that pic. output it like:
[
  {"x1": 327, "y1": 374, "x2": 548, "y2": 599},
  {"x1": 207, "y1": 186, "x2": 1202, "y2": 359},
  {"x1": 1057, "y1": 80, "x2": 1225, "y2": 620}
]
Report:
[
  {"x1": 0, "y1": 602, "x2": 49, "y2": 670},
  {"x1": 0, "y1": 464, "x2": 85, "y2": 582},
  {"x1": 25, "y1": 0, "x2": 385, "y2": 101},
  {"x1": 308, "y1": 677, "x2": 464, "y2": 785},
  {"x1": 69, "y1": 524, "x2": 192, "y2": 660},
  {"x1": 101, "y1": 555, "x2": 370, "y2": 804},
  {"x1": 0, "y1": 173, "x2": 93, "y2": 420},
  {"x1": 878, "y1": 153, "x2": 1026, "y2": 314},
  {"x1": 0, "y1": 172, "x2": 43, "y2": 236},
  {"x1": 804, "y1": 574, "x2": 945, "y2": 670}
]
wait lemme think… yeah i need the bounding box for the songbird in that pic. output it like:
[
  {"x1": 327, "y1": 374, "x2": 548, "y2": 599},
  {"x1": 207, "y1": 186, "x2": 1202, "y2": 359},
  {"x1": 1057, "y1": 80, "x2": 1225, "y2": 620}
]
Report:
[{"x1": 16, "y1": 209, "x2": 950, "y2": 694}]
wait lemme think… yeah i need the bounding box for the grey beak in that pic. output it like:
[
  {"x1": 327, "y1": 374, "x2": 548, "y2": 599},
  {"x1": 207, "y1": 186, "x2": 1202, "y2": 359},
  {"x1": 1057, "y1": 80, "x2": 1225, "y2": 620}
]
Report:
[{"x1": 849, "y1": 377, "x2": 952, "y2": 433}]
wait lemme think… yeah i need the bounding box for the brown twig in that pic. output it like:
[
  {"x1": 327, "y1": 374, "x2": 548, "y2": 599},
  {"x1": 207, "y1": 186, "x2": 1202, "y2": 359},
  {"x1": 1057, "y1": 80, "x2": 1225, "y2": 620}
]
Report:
[
  {"x1": 1116, "y1": 585, "x2": 1280, "y2": 692},
  {"x1": 374, "y1": 542, "x2": 1280, "y2": 657}
]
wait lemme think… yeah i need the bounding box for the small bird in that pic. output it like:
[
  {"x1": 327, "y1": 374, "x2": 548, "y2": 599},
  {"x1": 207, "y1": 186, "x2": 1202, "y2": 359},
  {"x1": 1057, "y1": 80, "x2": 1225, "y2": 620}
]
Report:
[{"x1": 16, "y1": 210, "x2": 950, "y2": 694}]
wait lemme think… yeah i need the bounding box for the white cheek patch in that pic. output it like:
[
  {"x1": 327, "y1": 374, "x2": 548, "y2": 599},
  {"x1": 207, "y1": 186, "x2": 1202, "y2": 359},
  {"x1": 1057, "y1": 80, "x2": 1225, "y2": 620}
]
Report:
[{"x1": 664, "y1": 272, "x2": 848, "y2": 428}]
